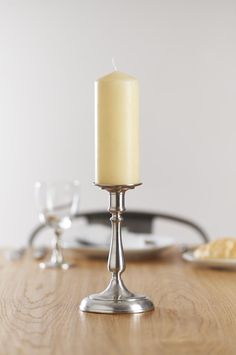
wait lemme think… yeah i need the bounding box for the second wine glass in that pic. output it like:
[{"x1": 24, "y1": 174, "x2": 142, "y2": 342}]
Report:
[{"x1": 34, "y1": 180, "x2": 80, "y2": 270}]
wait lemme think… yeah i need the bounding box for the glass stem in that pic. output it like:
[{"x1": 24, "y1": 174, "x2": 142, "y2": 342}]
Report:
[{"x1": 51, "y1": 228, "x2": 64, "y2": 264}]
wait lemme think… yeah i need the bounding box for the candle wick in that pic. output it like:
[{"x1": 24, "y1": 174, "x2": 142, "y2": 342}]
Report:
[{"x1": 112, "y1": 58, "x2": 118, "y2": 71}]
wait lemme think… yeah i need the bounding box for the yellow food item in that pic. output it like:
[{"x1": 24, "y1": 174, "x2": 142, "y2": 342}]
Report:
[{"x1": 194, "y1": 238, "x2": 236, "y2": 259}]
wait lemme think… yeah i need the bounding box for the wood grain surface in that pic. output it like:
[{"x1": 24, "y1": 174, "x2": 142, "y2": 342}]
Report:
[{"x1": 0, "y1": 248, "x2": 235, "y2": 355}]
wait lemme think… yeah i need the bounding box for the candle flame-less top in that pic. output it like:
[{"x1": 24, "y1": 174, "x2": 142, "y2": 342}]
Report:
[{"x1": 95, "y1": 71, "x2": 140, "y2": 186}]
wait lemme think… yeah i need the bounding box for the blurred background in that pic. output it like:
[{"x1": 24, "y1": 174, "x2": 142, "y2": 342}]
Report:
[{"x1": 0, "y1": 0, "x2": 235, "y2": 246}]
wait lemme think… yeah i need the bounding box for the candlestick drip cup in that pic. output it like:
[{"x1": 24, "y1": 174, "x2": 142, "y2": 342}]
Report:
[{"x1": 79, "y1": 183, "x2": 154, "y2": 314}]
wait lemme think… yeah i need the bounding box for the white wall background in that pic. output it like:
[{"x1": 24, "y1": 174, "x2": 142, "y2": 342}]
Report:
[{"x1": 0, "y1": 0, "x2": 236, "y2": 246}]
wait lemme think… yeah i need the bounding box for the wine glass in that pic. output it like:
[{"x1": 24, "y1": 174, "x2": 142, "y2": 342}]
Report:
[{"x1": 34, "y1": 180, "x2": 80, "y2": 270}]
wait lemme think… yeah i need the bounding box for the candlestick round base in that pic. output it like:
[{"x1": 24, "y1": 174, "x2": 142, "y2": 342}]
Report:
[{"x1": 79, "y1": 293, "x2": 154, "y2": 314}]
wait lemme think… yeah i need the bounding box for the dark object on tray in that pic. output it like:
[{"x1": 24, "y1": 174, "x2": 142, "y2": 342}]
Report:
[{"x1": 28, "y1": 210, "x2": 209, "y2": 247}]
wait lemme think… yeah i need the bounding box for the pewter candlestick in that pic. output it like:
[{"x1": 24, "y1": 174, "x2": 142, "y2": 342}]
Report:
[{"x1": 80, "y1": 183, "x2": 154, "y2": 314}]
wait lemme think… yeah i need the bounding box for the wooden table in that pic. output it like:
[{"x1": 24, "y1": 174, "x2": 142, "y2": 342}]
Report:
[{"x1": 0, "y1": 248, "x2": 236, "y2": 355}]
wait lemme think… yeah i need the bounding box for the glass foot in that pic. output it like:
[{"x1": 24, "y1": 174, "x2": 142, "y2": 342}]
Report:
[
  {"x1": 39, "y1": 261, "x2": 72, "y2": 270},
  {"x1": 80, "y1": 292, "x2": 154, "y2": 314}
]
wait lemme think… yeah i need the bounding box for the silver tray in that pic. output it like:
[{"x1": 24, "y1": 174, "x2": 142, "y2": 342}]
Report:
[{"x1": 62, "y1": 235, "x2": 174, "y2": 260}]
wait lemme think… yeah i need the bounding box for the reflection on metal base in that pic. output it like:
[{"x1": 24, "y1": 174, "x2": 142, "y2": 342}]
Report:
[
  {"x1": 80, "y1": 275, "x2": 154, "y2": 314},
  {"x1": 80, "y1": 294, "x2": 154, "y2": 314},
  {"x1": 80, "y1": 184, "x2": 154, "y2": 314},
  {"x1": 39, "y1": 261, "x2": 71, "y2": 270}
]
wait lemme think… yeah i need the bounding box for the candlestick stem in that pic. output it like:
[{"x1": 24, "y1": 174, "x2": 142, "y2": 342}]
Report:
[
  {"x1": 80, "y1": 184, "x2": 154, "y2": 314},
  {"x1": 108, "y1": 190, "x2": 125, "y2": 273}
]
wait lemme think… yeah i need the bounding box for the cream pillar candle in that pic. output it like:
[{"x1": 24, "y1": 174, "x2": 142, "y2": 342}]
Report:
[{"x1": 95, "y1": 71, "x2": 140, "y2": 186}]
